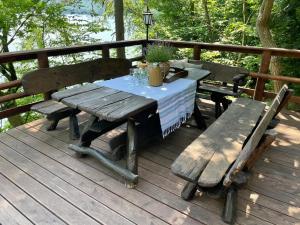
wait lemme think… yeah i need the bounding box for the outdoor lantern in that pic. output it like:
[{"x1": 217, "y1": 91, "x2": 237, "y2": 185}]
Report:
[
  {"x1": 143, "y1": 9, "x2": 153, "y2": 41},
  {"x1": 143, "y1": 11, "x2": 153, "y2": 26}
]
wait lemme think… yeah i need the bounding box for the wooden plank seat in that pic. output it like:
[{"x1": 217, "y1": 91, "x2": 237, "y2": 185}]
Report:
[
  {"x1": 189, "y1": 60, "x2": 249, "y2": 118},
  {"x1": 21, "y1": 58, "x2": 131, "y2": 140},
  {"x1": 171, "y1": 85, "x2": 291, "y2": 224}
]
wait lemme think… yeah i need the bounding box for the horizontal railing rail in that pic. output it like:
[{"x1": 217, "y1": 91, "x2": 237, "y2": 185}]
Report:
[
  {"x1": 0, "y1": 39, "x2": 147, "y2": 120},
  {"x1": 149, "y1": 39, "x2": 300, "y2": 58},
  {"x1": 151, "y1": 39, "x2": 300, "y2": 103},
  {"x1": 1, "y1": 38, "x2": 300, "y2": 121},
  {"x1": 0, "y1": 39, "x2": 147, "y2": 64}
]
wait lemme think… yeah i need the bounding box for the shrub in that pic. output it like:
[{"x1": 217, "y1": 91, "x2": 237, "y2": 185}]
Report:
[{"x1": 145, "y1": 44, "x2": 175, "y2": 63}]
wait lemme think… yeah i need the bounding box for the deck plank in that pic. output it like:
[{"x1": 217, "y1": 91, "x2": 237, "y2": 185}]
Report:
[
  {"x1": 0, "y1": 194, "x2": 34, "y2": 225},
  {"x1": 23, "y1": 119, "x2": 282, "y2": 225},
  {"x1": 11, "y1": 127, "x2": 203, "y2": 225},
  {"x1": 0, "y1": 138, "x2": 134, "y2": 225},
  {"x1": 0, "y1": 105, "x2": 299, "y2": 225},
  {"x1": 2, "y1": 131, "x2": 168, "y2": 225},
  {"x1": 0, "y1": 172, "x2": 66, "y2": 225},
  {"x1": 0, "y1": 155, "x2": 100, "y2": 225}
]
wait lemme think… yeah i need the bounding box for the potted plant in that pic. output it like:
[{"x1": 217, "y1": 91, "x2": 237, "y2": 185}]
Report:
[{"x1": 145, "y1": 44, "x2": 174, "y2": 86}]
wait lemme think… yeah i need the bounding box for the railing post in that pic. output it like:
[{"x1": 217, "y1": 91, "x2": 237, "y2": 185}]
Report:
[
  {"x1": 193, "y1": 45, "x2": 201, "y2": 60},
  {"x1": 37, "y1": 52, "x2": 51, "y2": 100},
  {"x1": 254, "y1": 50, "x2": 271, "y2": 101},
  {"x1": 142, "y1": 42, "x2": 147, "y2": 59},
  {"x1": 102, "y1": 47, "x2": 110, "y2": 59}
]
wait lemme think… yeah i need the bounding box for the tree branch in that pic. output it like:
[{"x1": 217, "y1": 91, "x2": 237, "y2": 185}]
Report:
[{"x1": 1, "y1": 13, "x2": 33, "y2": 52}]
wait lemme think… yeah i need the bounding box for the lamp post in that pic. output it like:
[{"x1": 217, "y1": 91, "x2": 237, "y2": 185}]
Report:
[{"x1": 143, "y1": 5, "x2": 153, "y2": 41}]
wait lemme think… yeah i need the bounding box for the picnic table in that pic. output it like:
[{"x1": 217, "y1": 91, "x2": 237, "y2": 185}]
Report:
[{"x1": 52, "y1": 69, "x2": 211, "y2": 187}]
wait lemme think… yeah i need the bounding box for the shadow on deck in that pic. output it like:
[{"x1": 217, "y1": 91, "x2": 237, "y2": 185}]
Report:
[{"x1": 0, "y1": 101, "x2": 299, "y2": 225}]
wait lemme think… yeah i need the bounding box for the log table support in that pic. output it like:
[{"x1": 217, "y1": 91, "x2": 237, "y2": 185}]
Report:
[
  {"x1": 69, "y1": 144, "x2": 138, "y2": 183},
  {"x1": 125, "y1": 118, "x2": 138, "y2": 188},
  {"x1": 79, "y1": 116, "x2": 125, "y2": 148},
  {"x1": 69, "y1": 111, "x2": 80, "y2": 140}
]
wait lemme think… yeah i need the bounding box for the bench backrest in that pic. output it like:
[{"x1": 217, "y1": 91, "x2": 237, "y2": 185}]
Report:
[
  {"x1": 223, "y1": 84, "x2": 290, "y2": 187},
  {"x1": 189, "y1": 60, "x2": 249, "y2": 83},
  {"x1": 22, "y1": 58, "x2": 131, "y2": 95}
]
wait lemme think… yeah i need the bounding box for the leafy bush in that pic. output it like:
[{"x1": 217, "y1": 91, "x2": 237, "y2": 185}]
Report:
[{"x1": 145, "y1": 44, "x2": 175, "y2": 63}]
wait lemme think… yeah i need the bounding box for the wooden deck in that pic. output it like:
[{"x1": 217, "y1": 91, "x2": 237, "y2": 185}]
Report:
[{"x1": 0, "y1": 103, "x2": 299, "y2": 225}]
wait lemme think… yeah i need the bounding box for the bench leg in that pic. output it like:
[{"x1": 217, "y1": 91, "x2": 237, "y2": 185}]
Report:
[
  {"x1": 194, "y1": 102, "x2": 207, "y2": 129},
  {"x1": 69, "y1": 113, "x2": 80, "y2": 140},
  {"x1": 46, "y1": 119, "x2": 59, "y2": 131},
  {"x1": 181, "y1": 181, "x2": 198, "y2": 200},
  {"x1": 221, "y1": 97, "x2": 232, "y2": 111},
  {"x1": 125, "y1": 119, "x2": 138, "y2": 188},
  {"x1": 215, "y1": 101, "x2": 222, "y2": 118},
  {"x1": 222, "y1": 186, "x2": 237, "y2": 225}
]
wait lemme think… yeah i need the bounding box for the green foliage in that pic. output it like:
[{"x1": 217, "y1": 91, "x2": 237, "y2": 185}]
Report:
[
  {"x1": 145, "y1": 44, "x2": 174, "y2": 63},
  {"x1": 0, "y1": 0, "x2": 106, "y2": 131}
]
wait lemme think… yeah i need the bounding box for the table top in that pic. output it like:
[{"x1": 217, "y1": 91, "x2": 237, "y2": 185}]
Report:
[
  {"x1": 52, "y1": 84, "x2": 156, "y2": 122},
  {"x1": 52, "y1": 69, "x2": 210, "y2": 122},
  {"x1": 184, "y1": 68, "x2": 211, "y2": 81}
]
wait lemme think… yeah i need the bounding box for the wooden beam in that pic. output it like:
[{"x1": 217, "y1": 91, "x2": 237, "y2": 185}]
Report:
[
  {"x1": 241, "y1": 87, "x2": 300, "y2": 104},
  {"x1": 69, "y1": 144, "x2": 138, "y2": 183},
  {"x1": 254, "y1": 50, "x2": 271, "y2": 100},
  {"x1": 0, "y1": 80, "x2": 22, "y2": 91},
  {"x1": 0, "y1": 101, "x2": 44, "y2": 120},
  {"x1": 0, "y1": 92, "x2": 29, "y2": 104},
  {"x1": 0, "y1": 39, "x2": 146, "y2": 64},
  {"x1": 245, "y1": 130, "x2": 277, "y2": 170},
  {"x1": 150, "y1": 39, "x2": 300, "y2": 58},
  {"x1": 128, "y1": 55, "x2": 144, "y2": 62},
  {"x1": 193, "y1": 45, "x2": 201, "y2": 60},
  {"x1": 37, "y1": 53, "x2": 51, "y2": 100},
  {"x1": 102, "y1": 47, "x2": 110, "y2": 59},
  {"x1": 250, "y1": 72, "x2": 300, "y2": 84}
]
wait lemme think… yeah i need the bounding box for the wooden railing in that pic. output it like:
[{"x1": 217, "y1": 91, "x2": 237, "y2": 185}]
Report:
[
  {"x1": 0, "y1": 39, "x2": 147, "y2": 120},
  {"x1": 1, "y1": 38, "x2": 300, "y2": 121},
  {"x1": 150, "y1": 39, "x2": 300, "y2": 103}
]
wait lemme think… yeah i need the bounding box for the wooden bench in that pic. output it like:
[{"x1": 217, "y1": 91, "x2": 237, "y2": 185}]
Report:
[
  {"x1": 22, "y1": 58, "x2": 131, "y2": 139},
  {"x1": 189, "y1": 60, "x2": 249, "y2": 118},
  {"x1": 171, "y1": 85, "x2": 291, "y2": 224}
]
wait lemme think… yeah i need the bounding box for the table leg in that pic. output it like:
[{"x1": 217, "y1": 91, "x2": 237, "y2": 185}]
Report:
[
  {"x1": 69, "y1": 112, "x2": 80, "y2": 140},
  {"x1": 194, "y1": 101, "x2": 207, "y2": 129},
  {"x1": 125, "y1": 118, "x2": 138, "y2": 188},
  {"x1": 79, "y1": 115, "x2": 99, "y2": 148}
]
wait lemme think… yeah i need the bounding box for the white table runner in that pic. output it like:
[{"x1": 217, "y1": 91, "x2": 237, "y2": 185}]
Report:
[{"x1": 95, "y1": 75, "x2": 196, "y2": 137}]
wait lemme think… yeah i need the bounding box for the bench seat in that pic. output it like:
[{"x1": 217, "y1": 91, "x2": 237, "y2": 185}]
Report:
[
  {"x1": 171, "y1": 98, "x2": 265, "y2": 186},
  {"x1": 171, "y1": 85, "x2": 291, "y2": 224},
  {"x1": 31, "y1": 100, "x2": 70, "y2": 116},
  {"x1": 198, "y1": 83, "x2": 242, "y2": 97}
]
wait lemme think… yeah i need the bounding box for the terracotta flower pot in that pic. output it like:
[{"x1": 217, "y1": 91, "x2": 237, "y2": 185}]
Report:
[
  {"x1": 159, "y1": 62, "x2": 170, "y2": 79},
  {"x1": 148, "y1": 63, "x2": 163, "y2": 86}
]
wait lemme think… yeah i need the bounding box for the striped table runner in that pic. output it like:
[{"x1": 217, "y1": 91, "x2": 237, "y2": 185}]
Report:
[{"x1": 95, "y1": 75, "x2": 196, "y2": 138}]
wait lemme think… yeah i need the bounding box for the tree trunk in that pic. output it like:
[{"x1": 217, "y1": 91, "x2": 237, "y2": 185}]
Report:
[
  {"x1": 202, "y1": 0, "x2": 214, "y2": 42},
  {"x1": 256, "y1": 0, "x2": 282, "y2": 92},
  {"x1": 242, "y1": 0, "x2": 247, "y2": 46},
  {"x1": 114, "y1": 0, "x2": 126, "y2": 58}
]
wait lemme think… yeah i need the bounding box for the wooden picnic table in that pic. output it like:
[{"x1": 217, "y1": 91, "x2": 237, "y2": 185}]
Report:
[{"x1": 52, "y1": 69, "x2": 211, "y2": 187}]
